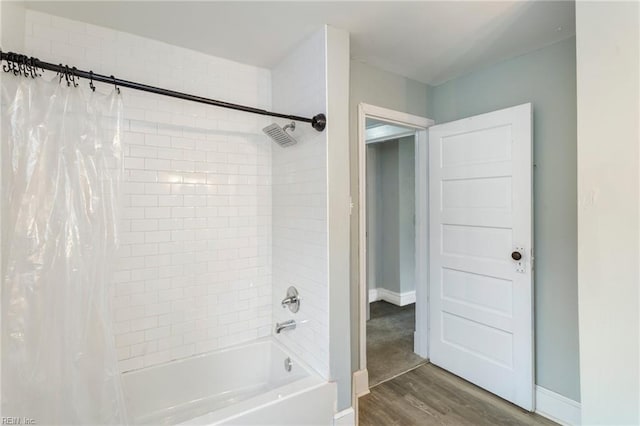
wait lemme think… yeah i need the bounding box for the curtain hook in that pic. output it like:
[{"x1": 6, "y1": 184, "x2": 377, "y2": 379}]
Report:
[
  {"x1": 8, "y1": 53, "x2": 15, "y2": 75},
  {"x1": 111, "y1": 75, "x2": 120, "y2": 95},
  {"x1": 89, "y1": 70, "x2": 96, "y2": 92},
  {"x1": 12, "y1": 54, "x2": 21, "y2": 76},
  {"x1": 21, "y1": 56, "x2": 29, "y2": 78},
  {"x1": 71, "y1": 66, "x2": 78, "y2": 87},
  {"x1": 17, "y1": 54, "x2": 26, "y2": 77},
  {"x1": 21, "y1": 55, "x2": 29, "y2": 78},
  {"x1": 26, "y1": 57, "x2": 34, "y2": 78},
  {"x1": 4, "y1": 53, "x2": 11, "y2": 73},
  {"x1": 7, "y1": 53, "x2": 17, "y2": 75},
  {"x1": 57, "y1": 64, "x2": 64, "y2": 84},
  {"x1": 12, "y1": 54, "x2": 18, "y2": 75},
  {"x1": 31, "y1": 57, "x2": 42, "y2": 78},
  {"x1": 0, "y1": 49, "x2": 7, "y2": 73},
  {"x1": 64, "y1": 65, "x2": 71, "y2": 86}
]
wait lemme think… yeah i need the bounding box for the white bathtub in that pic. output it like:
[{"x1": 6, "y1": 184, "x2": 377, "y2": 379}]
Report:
[{"x1": 123, "y1": 338, "x2": 336, "y2": 425}]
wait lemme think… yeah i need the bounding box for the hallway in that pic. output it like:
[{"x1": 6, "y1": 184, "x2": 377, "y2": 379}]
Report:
[{"x1": 367, "y1": 301, "x2": 425, "y2": 386}]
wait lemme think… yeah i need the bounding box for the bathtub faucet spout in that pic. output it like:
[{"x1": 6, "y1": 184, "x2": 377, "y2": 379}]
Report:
[{"x1": 275, "y1": 319, "x2": 296, "y2": 334}]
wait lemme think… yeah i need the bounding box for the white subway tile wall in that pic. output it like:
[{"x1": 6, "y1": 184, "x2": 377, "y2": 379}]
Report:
[
  {"x1": 24, "y1": 10, "x2": 274, "y2": 372},
  {"x1": 271, "y1": 29, "x2": 329, "y2": 378}
]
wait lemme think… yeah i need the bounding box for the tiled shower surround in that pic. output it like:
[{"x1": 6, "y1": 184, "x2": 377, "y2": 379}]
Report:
[{"x1": 24, "y1": 11, "x2": 279, "y2": 372}]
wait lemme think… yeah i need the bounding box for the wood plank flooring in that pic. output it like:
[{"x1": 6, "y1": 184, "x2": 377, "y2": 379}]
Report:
[
  {"x1": 359, "y1": 363, "x2": 556, "y2": 426},
  {"x1": 367, "y1": 301, "x2": 426, "y2": 386}
]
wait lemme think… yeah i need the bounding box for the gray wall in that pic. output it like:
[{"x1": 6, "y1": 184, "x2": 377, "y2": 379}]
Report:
[
  {"x1": 368, "y1": 136, "x2": 416, "y2": 296},
  {"x1": 350, "y1": 60, "x2": 430, "y2": 371},
  {"x1": 398, "y1": 137, "x2": 415, "y2": 294},
  {"x1": 428, "y1": 37, "x2": 579, "y2": 401},
  {"x1": 378, "y1": 141, "x2": 400, "y2": 292}
]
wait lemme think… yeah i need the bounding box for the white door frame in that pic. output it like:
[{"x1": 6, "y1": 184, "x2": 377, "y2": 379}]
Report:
[{"x1": 355, "y1": 103, "x2": 433, "y2": 395}]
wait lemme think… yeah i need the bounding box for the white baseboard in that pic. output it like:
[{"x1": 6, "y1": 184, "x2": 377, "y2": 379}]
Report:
[
  {"x1": 535, "y1": 386, "x2": 581, "y2": 425},
  {"x1": 333, "y1": 407, "x2": 355, "y2": 426},
  {"x1": 353, "y1": 369, "x2": 370, "y2": 397},
  {"x1": 369, "y1": 288, "x2": 415, "y2": 306}
]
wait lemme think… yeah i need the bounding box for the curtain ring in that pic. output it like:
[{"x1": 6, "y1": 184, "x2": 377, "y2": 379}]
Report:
[
  {"x1": 89, "y1": 70, "x2": 96, "y2": 92},
  {"x1": 22, "y1": 56, "x2": 30, "y2": 78},
  {"x1": 71, "y1": 67, "x2": 78, "y2": 87},
  {"x1": 26, "y1": 57, "x2": 35, "y2": 78},
  {"x1": 10, "y1": 54, "x2": 20, "y2": 76},
  {"x1": 8, "y1": 53, "x2": 16, "y2": 75},
  {"x1": 32, "y1": 57, "x2": 40, "y2": 78},
  {"x1": 21, "y1": 55, "x2": 29, "y2": 78},
  {"x1": 111, "y1": 75, "x2": 120, "y2": 95},
  {"x1": 6, "y1": 53, "x2": 13, "y2": 73},
  {"x1": 0, "y1": 49, "x2": 8, "y2": 73},
  {"x1": 13, "y1": 54, "x2": 21, "y2": 76},
  {"x1": 57, "y1": 64, "x2": 64, "y2": 84},
  {"x1": 64, "y1": 65, "x2": 71, "y2": 86},
  {"x1": 18, "y1": 55, "x2": 27, "y2": 77}
]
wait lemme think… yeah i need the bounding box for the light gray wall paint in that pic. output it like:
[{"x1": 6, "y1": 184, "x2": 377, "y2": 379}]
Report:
[
  {"x1": 576, "y1": 3, "x2": 639, "y2": 422},
  {"x1": 429, "y1": 37, "x2": 579, "y2": 401},
  {"x1": 350, "y1": 60, "x2": 430, "y2": 371},
  {"x1": 378, "y1": 140, "x2": 401, "y2": 293},
  {"x1": 367, "y1": 137, "x2": 416, "y2": 297},
  {"x1": 398, "y1": 137, "x2": 415, "y2": 294}
]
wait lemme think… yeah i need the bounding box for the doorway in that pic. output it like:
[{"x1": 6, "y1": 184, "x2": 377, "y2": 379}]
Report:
[
  {"x1": 365, "y1": 121, "x2": 424, "y2": 385},
  {"x1": 356, "y1": 104, "x2": 432, "y2": 393}
]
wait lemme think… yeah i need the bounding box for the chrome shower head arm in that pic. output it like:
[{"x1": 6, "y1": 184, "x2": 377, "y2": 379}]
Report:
[{"x1": 282, "y1": 122, "x2": 296, "y2": 133}]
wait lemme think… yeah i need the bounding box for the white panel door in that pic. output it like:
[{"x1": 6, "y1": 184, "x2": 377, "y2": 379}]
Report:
[{"x1": 428, "y1": 103, "x2": 533, "y2": 410}]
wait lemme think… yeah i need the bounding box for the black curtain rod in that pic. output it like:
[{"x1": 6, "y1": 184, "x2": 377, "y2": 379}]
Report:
[{"x1": 0, "y1": 50, "x2": 327, "y2": 132}]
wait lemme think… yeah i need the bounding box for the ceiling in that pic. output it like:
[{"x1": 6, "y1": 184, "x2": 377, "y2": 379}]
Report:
[
  {"x1": 365, "y1": 118, "x2": 415, "y2": 143},
  {"x1": 24, "y1": 1, "x2": 575, "y2": 86}
]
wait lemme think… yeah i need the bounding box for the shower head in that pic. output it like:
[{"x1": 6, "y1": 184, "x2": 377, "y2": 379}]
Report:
[{"x1": 262, "y1": 122, "x2": 297, "y2": 147}]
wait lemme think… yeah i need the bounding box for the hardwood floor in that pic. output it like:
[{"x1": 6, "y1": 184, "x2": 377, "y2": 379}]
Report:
[
  {"x1": 358, "y1": 364, "x2": 556, "y2": 426},
  {"x1": 367, "y1": 301, "x2": 426, "y2": 386}
]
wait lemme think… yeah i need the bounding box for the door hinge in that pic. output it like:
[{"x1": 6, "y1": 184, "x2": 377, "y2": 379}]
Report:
[{"x1": 531, "y1": 248, "x2": 535, "y2": 271}]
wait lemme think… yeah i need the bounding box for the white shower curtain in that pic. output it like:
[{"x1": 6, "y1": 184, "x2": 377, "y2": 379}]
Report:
[{"x1": 1, "y1": 76, "x2": 128, "y2": 424}]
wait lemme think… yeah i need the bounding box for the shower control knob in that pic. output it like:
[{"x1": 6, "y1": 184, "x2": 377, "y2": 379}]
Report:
[
  {"x1": 511, "y1": 251, "x2": 522, "y2": 261},
  {"x1": 281, "y1": 286, "x2": 300, "y2": 313}
]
